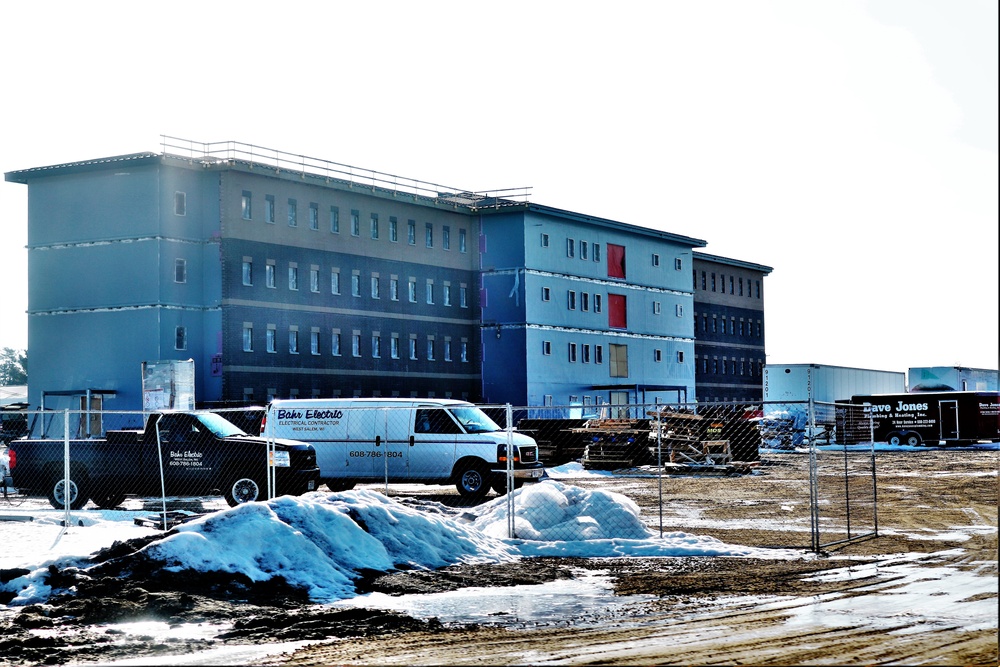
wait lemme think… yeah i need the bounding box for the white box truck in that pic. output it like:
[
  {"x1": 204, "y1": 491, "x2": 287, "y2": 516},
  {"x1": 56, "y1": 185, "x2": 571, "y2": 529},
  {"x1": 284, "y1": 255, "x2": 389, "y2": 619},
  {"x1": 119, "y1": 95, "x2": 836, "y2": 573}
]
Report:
[
  {"x1": 263, "y1": 398, "x2": 545, "y2": 498},
  {"x1": 761, "y1": 364, "x2": 906, "y2": 446}
]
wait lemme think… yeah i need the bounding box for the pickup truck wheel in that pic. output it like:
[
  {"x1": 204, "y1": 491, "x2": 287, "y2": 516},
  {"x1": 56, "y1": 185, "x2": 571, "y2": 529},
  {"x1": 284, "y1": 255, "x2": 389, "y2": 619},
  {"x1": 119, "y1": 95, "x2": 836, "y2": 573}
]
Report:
[
  {"x1": 93, "y1": 492, "x2": 127, "y2": 509},
  {"x1": 47, "y1": 476, "x2": 89, "y2": 510},
  {"x1": 225, "y1": 476, "x2": 263, "y2": 506},
  {"x1": 454, "y1": 461, "x2": 490, "y2": 498}
]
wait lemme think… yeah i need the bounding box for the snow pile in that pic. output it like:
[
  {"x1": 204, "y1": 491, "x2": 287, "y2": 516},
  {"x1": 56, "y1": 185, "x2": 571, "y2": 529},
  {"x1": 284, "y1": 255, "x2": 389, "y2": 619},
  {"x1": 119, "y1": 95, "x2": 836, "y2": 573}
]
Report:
[{"x1": 2, "y1": 481, "x2": 766, "y2": 606}]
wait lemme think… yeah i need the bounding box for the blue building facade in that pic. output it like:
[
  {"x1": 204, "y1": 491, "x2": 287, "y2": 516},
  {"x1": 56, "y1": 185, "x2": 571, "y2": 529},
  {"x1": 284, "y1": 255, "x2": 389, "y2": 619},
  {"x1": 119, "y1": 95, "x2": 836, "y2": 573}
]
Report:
[
  {"x1": 7, "y1": 140, "x2": 768, "y2": 413},
  {"x1": 479, "y1": 205, "x2": 706, "y2": 408}
]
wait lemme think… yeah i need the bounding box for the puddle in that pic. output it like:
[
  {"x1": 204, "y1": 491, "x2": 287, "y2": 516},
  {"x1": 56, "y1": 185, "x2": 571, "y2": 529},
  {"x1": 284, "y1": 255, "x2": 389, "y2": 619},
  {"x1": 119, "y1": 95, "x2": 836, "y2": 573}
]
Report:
[{"x1": 334, "y1": 569, "x2": 656, "y2": 628}]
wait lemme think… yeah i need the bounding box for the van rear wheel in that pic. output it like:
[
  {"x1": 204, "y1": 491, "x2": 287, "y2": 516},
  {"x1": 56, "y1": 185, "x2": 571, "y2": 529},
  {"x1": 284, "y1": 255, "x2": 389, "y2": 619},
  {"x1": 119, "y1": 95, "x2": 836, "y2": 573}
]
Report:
[{"x1": 455, "y1": 461, "x2": 490, "y2": 498}]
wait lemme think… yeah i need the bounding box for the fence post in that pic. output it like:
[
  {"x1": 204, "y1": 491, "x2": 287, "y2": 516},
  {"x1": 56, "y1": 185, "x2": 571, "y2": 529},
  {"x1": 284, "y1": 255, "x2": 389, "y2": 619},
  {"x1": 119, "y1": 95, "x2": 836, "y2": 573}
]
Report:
[
  {"x1": 807, "y1": 398, "x2": 820, "y2": 552},
  {"x1": 62, "y1": 409, "x2": 71, "y2": 524},
  {"x1": 154, "y1": 417, "x2": 168, "y2": 530},
  {"x1": 506, "y1": 403, "x2": 515, "y2": 539}
]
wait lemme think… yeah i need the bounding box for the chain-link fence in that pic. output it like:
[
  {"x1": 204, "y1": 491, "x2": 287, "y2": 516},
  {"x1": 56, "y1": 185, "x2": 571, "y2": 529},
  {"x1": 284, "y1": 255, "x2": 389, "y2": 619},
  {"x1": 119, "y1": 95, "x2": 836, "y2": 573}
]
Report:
[{"x1": 1, "y1": 400, "x2": 876, "y2": 552}]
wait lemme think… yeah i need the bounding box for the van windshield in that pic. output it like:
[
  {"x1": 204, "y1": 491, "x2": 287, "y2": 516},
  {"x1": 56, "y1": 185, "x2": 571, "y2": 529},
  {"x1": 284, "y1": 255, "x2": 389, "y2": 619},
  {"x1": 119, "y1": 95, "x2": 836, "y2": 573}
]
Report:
[{"x1": 448, "y1": 406, "x2": 502, "y2": 434}]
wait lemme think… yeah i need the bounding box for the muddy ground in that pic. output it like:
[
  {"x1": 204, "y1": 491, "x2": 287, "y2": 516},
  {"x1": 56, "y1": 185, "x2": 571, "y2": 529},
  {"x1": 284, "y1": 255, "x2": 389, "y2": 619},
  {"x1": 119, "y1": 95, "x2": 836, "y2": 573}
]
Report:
[{"x1": 1, "y1": 449, "x2": 996, "y2": 666}]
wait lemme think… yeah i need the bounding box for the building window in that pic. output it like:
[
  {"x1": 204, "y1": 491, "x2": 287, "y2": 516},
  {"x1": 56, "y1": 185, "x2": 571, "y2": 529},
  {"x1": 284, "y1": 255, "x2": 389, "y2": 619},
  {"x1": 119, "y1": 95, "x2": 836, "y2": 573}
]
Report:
[
  {"x1": 653, "y1": 301, "x2": 661, "y2": 315},
  {"x1": 309, "y1": 203, "x2": 319, "y2": 230},
  {"x1": 289, "y1": 330, "x2": 299, "y2": 354},
  {"x1": 174, "y1": 192, "x2": 186, "y2": 216},
  {"x1": 351, "y1": 210, "x2": 360, "y2": 236},
  {"x1": 310, "y1": 267, "x2": 320, "y2": 293},
  {"x1": 330, "y1": 206, "x2": 340, "y2": 233},
  {"x1": 542, "y1": 287, "x2": 551, "y2": 302},
  {"x1": 425, "y1": 223, "x2": 433, "y2": 248},
  {"x1": 582, "y1": 344, "x2": 591, "y2": 363},
  {"x1": 610, "y1": 343, "x2": 628, "y2": 377},
  {"x1": 460, "y1": 341, "x2": 468, "y2": 363},
  {"x1": 266, "y1": 327, "x2": 277, "y2": 353},
  {"x1": 581, "y1": 240, "x2": 588, "y2": 260},
  {"x1": 390, "y1": 277, "x2": 399, "y2": 301},
  {"x1": 352, "y1": 333, "x2": 361, "y2": 357},
  {"x1": 370, "y1": 213, "x2": 379, "y2": 239},
  {"x1": 390, "y1": 335, "x2": 400, "y2": 359},
  {"x1": 567, "y1": 238, "x2": 575, "y2": 258},
  {"x1": 654, "y1": 349, "x2": 662, "y2": 362},
  {"x1": 607, "y1": 244, "x2": 626, "y2": 279},
  {"x1": 711, "y1": 273, "x2": 717, "y2": 291},
  {"x1": 444, "y1": 340, "x2": 452, "y2": 361},
  {"x1": 675, "y1": 257, "x2": 683, "y2": 271},
  {"x1": 242, "y1": 259, "x2": 253, "y2": 286},
  {"x1": 408, "y1": 279, "x2": 417, "y2": 303},
  {"x1": 459, "y1": 228, "x2": 467, "y2": 253},
  {"x1": 567, "y1": 290, "x2": 576, "y2": 310},
  {"x1": 331, "y1": 332, "x2": 341, "y2": 356},
  {"x1": 427, "y1": 339, "x2": 435, "y2": 361},
  {"x1": 241, "y1": 191, "x2": 252, "y2": 220},
  {"x1": 739, "y1": 277, "x2": 744, "y2": 296},
  {"x1": 175, "y1": 326, "x2": 187, "y2": 350},
  {"x1": 426, "y1": 281, "x2": 434, "y2": 304},
  {"x1": 712, "y1": 316, "x2": 718, "y2": 333},
  {"x1": 443, "y1": 284, "x2": 452, "y2": 306},
  {"x1": 408, "y1": 338, "x2": 417, "y2": 360},
  {"x1": 701, "y1": 271, "x2": 707, "y2": 290},
  {"x1": 389, "y1": 217, "x2": 398, "y2": 242},
  {"x1": 594, "y1": 293, "x2": 602, "y2": 313},
  {"x1": 443, "y1": 226, "x2": 450, "y2": 250},
  {"x1": 264, "y1": 195, "x2": 274, "y2": 223},
  {"x1": 287, "y1": 199, "x2": 297, "y2": 227},
  {"x1": 242, "y1": 324, "x2": 253, "y2": 352},
  {"x1": 311, "y1": 330, "x2": 321, "y2": 355},
  {"x1": 372, "y1": 334, "x2": 381, "y2": 358},
  {"x1": 581, "y1": 292, "x2": 589, "y2": 311},
  {"x1": 608, "y1": 294, "x2": 627, "y2": 329},
  {"x1": 371, "y1": 275, "x2": 380, "y2": 299},
  {"x1": 593, "y1": 243, "x2": 600, "y2": 262},
  {"x1": 174, "y1": 259, "x2": 186, "y2": 283},
  {"x1": 459, "y1": 285, "x2": 468, "y2": 308},
  {"x1": 542, "y1": 341, "x2": 551, "y2": 355},
  {"x1": 756, "y1": 280, "x2": 761, "y2": 298},
  {"x1": 595, "y1": 345, "x2": 603, "y2": 364},
  {"x1": 266, "y1": 263, "x2": 276, "y2": 288},
  {"x1": 331, "y1": 270, "x2": 341, "y2": 294},
  {"x1": 351, "y1": 273, "x2": 361, "y2": 297},
  {"x1": 408, "y1": 219, "x2": 416, "y2": 245},
  {"x1": 676, "y1": 304, "x2": 684, "y2": 317},
  {"x1": 568, "y1": 342, "x2": 578, "y2": 363},
  {"x1": 652, "y1": 253, "x2": 660, "y2": 267},
  {"x1": 541, "y1": 233, "x2": 549, "y2": 247},
  {"x1": 730, "y1": 276, "x2": 735, "y2": 294},
  {"x1": 288, "y1": 265, "x2": 298, "y2": 291}
]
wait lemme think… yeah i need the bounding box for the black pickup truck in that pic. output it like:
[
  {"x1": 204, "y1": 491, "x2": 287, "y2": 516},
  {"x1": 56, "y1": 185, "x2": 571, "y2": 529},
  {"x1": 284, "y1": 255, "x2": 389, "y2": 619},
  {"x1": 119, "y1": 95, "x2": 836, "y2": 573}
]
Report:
[{"x1": 6, "y1": 411, "x2": 320, "y2": 509}]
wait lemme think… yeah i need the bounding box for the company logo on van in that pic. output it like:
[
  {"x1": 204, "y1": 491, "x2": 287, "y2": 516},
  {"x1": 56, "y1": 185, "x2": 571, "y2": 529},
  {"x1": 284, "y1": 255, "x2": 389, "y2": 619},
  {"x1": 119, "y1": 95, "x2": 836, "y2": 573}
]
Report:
[{"x1": 276, "y1": 409, "x2": 343, "y2": 420}]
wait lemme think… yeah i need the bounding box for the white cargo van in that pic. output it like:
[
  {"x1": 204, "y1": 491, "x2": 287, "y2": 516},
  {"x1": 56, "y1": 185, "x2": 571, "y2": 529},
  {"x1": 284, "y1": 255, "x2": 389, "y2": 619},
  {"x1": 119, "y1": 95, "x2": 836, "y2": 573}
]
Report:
[{"x1": 263, "y1": 398, "x2": 545, "y2": 498}]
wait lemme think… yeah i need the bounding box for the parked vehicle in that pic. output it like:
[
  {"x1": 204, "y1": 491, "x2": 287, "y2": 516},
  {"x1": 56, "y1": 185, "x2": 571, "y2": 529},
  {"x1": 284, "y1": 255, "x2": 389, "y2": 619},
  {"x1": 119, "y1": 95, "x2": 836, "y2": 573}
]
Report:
[
  {"x1": 763, "y1": 364, "x2": 906, "y2": 445},
  {"x1": 0, "y1": 402, "x2": 29, "y2": 445},
  {"x1": 838, "y1": 391, "x2": 1000, "y2": 446},
  {"x1": 7, "y1": 411, "x2": 320, "y2": 509},
  {"x1": 263, "y1": 398, "x2": 545, "y2": 498}
]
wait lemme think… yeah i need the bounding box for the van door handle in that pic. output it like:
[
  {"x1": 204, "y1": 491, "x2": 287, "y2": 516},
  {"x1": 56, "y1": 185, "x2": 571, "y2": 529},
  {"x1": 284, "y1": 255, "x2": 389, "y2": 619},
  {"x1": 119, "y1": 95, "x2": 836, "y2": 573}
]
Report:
[
  {"x1": 409, "y1": 435, "x2": 415, "y2": 447},
  {"x1": 375, "y1": 436, "x2": 381, "y2": 447}
]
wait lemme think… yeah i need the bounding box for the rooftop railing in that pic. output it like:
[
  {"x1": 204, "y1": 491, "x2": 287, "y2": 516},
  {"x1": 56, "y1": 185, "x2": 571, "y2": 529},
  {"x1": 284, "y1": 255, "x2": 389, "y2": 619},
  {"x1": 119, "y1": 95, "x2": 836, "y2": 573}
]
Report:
[{"x1": 160, "y1": 135, "x2": 531, "y2": 208}]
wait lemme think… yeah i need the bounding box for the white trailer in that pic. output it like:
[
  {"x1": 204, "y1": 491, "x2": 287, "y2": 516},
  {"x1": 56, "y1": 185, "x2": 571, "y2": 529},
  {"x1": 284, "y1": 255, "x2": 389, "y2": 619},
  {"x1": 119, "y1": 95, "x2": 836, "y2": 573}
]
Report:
[
  {"x1": 761, "y1": 364, "x2": 905, "y2": 446},
  {"x1": 908, "y1": 366, "x2": 999, "y2": 392}
]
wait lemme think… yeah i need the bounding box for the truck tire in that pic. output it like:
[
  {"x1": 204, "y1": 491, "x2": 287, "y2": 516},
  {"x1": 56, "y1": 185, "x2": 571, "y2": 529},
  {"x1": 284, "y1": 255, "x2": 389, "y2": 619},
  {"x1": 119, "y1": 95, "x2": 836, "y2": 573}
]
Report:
[
  {"x1": 886, "y1": 432, "x2": 903, "y2": 447},
  {"x1": 92, "y1": 492, "x2": 127, "y2": 509},
  {"x1": 454, "y1": 459, "x2": 490, "y2": 498},
  {"x1": 903, "y1": 432, "x2": 922, "y2": 447},
  {"x1": 225, "y1": 476, "x2": 264, "y2": 506},
  {"x1": 491, "y1": 478, "x2": 525, "y2": 495},
  {"x1": 325, "y1": 482, "x2": 356, "y2": 492},
  {"x1": 47, "y1": 475, "x2": 89, "y2": 510}
]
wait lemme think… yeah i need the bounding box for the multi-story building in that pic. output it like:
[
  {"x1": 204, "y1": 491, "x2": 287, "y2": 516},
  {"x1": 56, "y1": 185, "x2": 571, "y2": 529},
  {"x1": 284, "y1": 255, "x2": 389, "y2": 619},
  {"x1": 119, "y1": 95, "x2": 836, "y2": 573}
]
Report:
[
  {"x1": 6, "y1": 142, "x2": 488, "y2": 411},
  {"x1": 479, "y1": 205, "x2": 706, "y2": 409},
  {"x1": 6, "y1": 138, "x2": 768, "y2": 413},
  {"x1": 691, "y1": 252, "x2": 772, "y2": 403}
]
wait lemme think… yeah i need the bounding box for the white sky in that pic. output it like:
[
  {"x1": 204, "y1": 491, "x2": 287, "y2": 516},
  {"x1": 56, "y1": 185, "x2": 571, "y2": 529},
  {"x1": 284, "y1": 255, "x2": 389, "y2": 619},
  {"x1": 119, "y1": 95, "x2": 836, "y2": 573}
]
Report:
[{"x1": 1, "y1": 0, "x2": 996, "y2": 374}]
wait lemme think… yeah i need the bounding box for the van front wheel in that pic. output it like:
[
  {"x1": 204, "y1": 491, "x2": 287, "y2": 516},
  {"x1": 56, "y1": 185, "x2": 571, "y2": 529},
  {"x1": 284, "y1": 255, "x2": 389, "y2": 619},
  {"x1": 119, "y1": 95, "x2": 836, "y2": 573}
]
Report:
[{"x1": 454, "y1": 461, "x2": 490, "y2": 498}]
